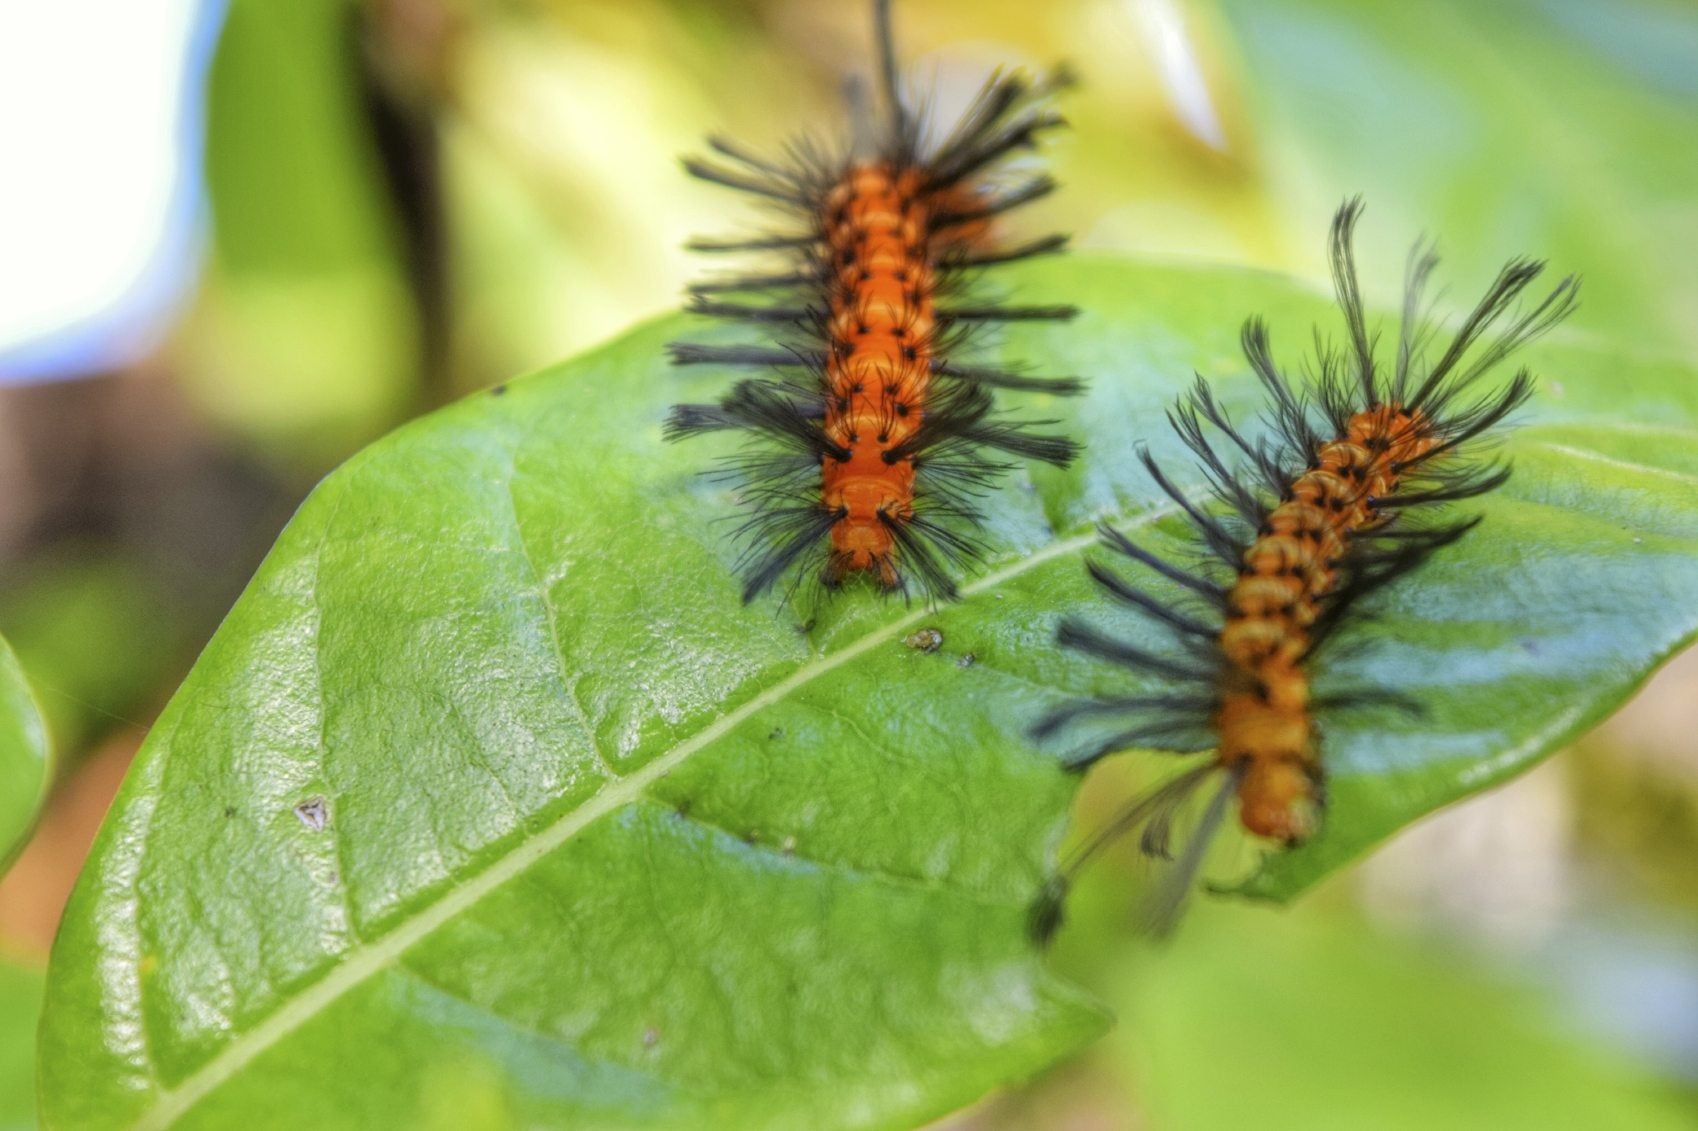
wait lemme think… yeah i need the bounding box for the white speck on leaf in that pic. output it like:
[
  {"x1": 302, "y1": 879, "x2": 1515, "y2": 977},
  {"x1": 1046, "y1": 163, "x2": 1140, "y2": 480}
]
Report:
[{"x1": 293, "y1": 798, "x2": 328, "y2": 831}]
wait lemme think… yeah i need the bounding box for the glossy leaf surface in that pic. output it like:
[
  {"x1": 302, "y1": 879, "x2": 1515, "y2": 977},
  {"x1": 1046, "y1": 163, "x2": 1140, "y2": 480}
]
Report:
[{"x1": 40, "y1": 256, "x2": 1698, "y2": 1128}]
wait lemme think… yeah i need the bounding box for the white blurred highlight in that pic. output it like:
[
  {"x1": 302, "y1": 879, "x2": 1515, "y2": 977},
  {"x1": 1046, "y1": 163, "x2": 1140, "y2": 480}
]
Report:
[
  {"x1": 1128, "y1": 0, "x2": 1226, "y2": 151},
  {"x1": 0, "y1": 0, "x2": 213, "y2": 380}
]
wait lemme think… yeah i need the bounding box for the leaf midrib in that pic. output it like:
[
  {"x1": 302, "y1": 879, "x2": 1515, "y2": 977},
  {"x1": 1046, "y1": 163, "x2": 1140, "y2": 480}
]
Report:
[{"x1": 129, "y1": 516, "x2": 1151, "y2": 1130}]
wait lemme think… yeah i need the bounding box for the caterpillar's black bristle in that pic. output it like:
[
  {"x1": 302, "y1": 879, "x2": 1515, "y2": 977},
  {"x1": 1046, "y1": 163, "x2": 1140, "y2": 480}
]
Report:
[
  {"x1": 667, "y1": 343, "x2": 815, "y2": 369},
  {"x1": 941, "y1": 304, "x2": 1080, "y2": 323},
  {"x1": 933, "y1": 361, "x2": 1085, "y2": 396}
]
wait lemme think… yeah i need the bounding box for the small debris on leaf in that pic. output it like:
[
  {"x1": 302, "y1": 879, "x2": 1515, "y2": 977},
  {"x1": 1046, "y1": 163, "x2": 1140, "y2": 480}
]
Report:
[{"x1": 904, "y1": 627, "x2": 944, "y2": 653}]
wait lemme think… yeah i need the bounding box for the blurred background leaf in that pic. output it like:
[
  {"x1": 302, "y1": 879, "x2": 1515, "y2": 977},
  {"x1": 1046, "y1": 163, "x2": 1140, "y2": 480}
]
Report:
[
  {"x1": 186, "y1": 0, "x2": 418, "y2": 464},
  {"x1": 964, "y1": 882, "x2": 1695, "y2": 1130},
  {"x1": 1215, "y1": 0, "x2": 1698, "y2": 355},
  {"x1": 0, "y1": 636, "x2": 50, "y2": 870},
  {"x1": 0, "y1": 955, "x2": 43, "y2": 1131},
  {"x1": 0, "y1": 552, "x2": 180, "y2": 762}
]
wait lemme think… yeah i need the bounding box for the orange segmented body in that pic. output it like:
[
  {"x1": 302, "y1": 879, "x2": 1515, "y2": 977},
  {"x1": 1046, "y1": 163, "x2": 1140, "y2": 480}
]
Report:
[
  {"x1": 1219, "y1": 405, "x2": 1437, "y2": 841},
  {"x1": 819, "y1": 165, "x2": 938, "y2": 587}
]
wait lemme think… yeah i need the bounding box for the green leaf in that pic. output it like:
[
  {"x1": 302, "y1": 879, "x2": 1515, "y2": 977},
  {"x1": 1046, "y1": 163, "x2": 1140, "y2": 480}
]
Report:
[
  {"x1": 0, "y1": 958, "x2": 45, "y2": 1131},
  {"x1": 0, "y1": 633, "x2": 51, "y2": 871},
  {"x1": 39, "y1": 255, "x2": 1698, "y2": 1128}
]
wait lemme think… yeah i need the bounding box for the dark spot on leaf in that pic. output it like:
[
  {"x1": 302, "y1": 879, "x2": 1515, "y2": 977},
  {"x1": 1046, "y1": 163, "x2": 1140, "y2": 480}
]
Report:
[
  {"x1": 956, "y1": 652, "x2": 976, "y2": 669},
  {"x1": 491, "y1": 383, "x2": 508, "y2": 396},
  {"x1": 293, "y1": 798, "x2": 328, "y2": 831},
  {"x1": 904, "y1": 628, "x2": 944, "y2": 653},
  {"x1": 768, "y1": 726, "x2": 784, "y2": 741},
  {"x1": 223, "y1": 805, "x2": 236, "y2": 819}
]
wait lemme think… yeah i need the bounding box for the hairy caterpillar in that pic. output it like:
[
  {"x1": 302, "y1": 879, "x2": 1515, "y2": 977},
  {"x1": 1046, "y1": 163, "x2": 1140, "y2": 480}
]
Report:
[
  {"x1": 1033, "y1": 200, "x2": 1578, "y2": 935},
  {"x1": 665, "y1": 0, "x2": 1081, "y2": 604}
]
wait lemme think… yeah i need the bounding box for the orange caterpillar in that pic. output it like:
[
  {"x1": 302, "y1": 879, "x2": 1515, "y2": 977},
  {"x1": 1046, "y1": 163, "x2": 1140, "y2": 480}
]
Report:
[
  {"x1": 667, "y1": 0, "x2": 1079, "y2": 603},
  {"x1": 1033, "y1": 201, "x2": 1577, "y2": 933},
  {"x1": 1218, "y1": 403, "x2": 1439, "y2": 841}
]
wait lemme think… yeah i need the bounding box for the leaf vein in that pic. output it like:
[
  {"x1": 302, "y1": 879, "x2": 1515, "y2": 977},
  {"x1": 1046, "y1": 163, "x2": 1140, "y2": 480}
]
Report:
[
  {"x1": 124, "y1": 512, "x2": 1178, "y2": 1130},
  {"x1": 504, "y1": 465, "x2": 622, "y2": 782},
  {"x1": 661, "y1": 797, "x2": 1023, "y2": 911}
]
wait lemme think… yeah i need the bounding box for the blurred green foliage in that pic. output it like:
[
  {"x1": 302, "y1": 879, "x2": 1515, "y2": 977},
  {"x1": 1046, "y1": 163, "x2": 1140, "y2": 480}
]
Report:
[
  {"x1": 1007, "y1": 891, "x2": 1695, "y2": 1130},
  {"x1": 187, "y1": 0, "x2": 416, "y2": 464},
  {"x1": 0, "y1": 957, "x2": 43, "y2": 1131},
  {"x1": 0, "y1": 552, "x2": 184, "y2": 761},
  {"x1": 1218, "y1": 0, "x2": 1698, "y2": 354},
  {"x1": 0, "y1": 637, "x2": 49, "y2": 870}
]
